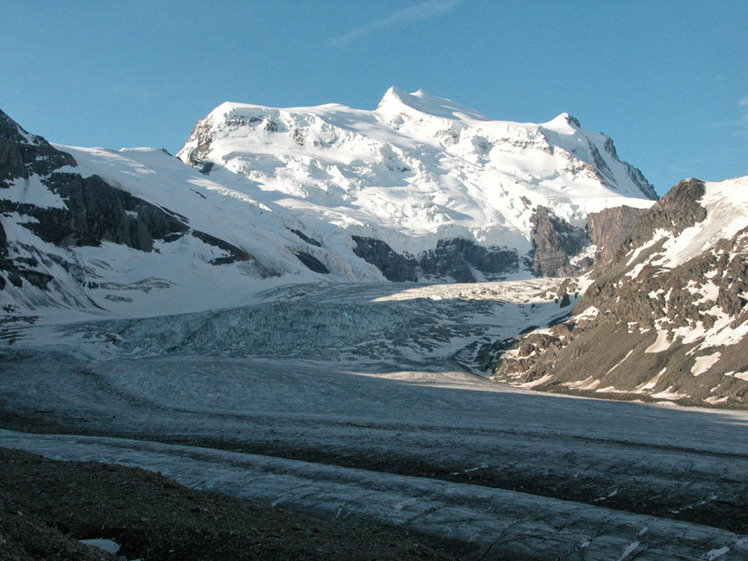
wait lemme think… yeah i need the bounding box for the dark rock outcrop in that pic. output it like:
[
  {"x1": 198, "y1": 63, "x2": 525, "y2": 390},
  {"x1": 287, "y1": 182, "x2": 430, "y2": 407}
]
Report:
[
  {"x1": 351, "y1": 236, "x2": 519, "y2": 282},
  {"x1": 352, "y1": 236, "x2": 417, "y2": 282},
  {"x1": 0, "y1": 110, "x2": 76, "y2": 187},
  {"x1": 2, "y1": 173, "x2": 189, "y2": 251},
  {"x1": 418, "y1": 238, "x2": 518, "y2": 282},
  {"x1": 294, "y1": 251, "x2": 330, "y2": 274},
  {"x1": 190, "y1": 230, "x2": 250, "y2": 265},
  {"x1": 529, "y1": 206, "x2": 590, "y2": 277},
  {"x1": 289, "y1": 228, "x2": 322, "y2": 247}
]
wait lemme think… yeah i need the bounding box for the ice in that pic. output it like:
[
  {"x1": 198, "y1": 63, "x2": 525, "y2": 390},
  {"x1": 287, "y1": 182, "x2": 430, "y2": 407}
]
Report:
[
  {"x1": 79, "y1": 539, "x2": 120, "y2": 554},
  {"x1": 4, "y1": 278, "x2": 571, "y2": 373},
  {"x1": 2, "y1": 354, "x2": 748, "y2": 558}
]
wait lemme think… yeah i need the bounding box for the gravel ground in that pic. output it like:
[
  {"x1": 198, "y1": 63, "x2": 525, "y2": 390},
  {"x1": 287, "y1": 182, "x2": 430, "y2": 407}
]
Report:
[{"x1": 0, "y1": 448, "x2": 454, "y2": 561}]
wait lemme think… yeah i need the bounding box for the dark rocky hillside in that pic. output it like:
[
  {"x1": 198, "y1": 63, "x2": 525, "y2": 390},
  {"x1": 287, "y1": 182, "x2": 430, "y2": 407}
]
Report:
[
  {"x1": 0, "y1": 447, "x2": 452, "y2": 561},
  {"x1": 493, "y1": 177, "x2": 748, "y2": 408}
]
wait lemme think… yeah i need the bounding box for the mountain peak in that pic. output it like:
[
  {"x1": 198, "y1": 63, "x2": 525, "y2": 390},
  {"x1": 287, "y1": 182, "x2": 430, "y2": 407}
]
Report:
[
  {"x1": 376, "y1": 87, "x2": 490, "y2": 122},
  {"x1": 544, "y1": 112, "x2": 582, "y2": 131}
]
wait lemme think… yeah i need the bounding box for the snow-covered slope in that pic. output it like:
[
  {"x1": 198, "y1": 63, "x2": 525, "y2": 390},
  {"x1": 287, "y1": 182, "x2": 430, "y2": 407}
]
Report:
[
  {"x1": 493, "y1": 175, "x2": 748, "y2": 407},
  {"x1": 1, "y1": 90, "x2": 658, "y2": 320},
  {"x1": 178, "y1": 87, "x2": 656, "y2": 277},
  {"x1": 0, "y1": 109, "x2": 342, "y2": 320}
]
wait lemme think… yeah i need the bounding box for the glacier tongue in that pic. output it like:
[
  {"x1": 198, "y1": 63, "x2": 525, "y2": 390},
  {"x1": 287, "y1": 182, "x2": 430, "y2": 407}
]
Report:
[{"x1": 8, "y1": 278, "x2": 574, "y2": 375}]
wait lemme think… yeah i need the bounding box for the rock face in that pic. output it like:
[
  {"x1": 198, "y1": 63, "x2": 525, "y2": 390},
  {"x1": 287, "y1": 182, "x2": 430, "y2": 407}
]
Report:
[
  {"x1": 493, "y1": 176, "x2": 748, "y2": 408},
  {"x1": 586, "y1": 205, "x2": 648, "y2": 264},
  {"x1": 12, "y1": 172, "x2": 190, "y2": 251},
  {"x1": 352, "y1": 236, "x2": 519, "y2": 282},
  {"x1": 529, "y1": 206, "x2": 590, "y2": 276}
]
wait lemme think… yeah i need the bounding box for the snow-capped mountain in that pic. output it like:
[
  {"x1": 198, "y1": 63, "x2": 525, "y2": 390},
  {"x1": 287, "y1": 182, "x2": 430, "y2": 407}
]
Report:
[
  {"x1": 178, "y1": 87, "x2": 657, "y2": 280},
  {"x1": 1, "y1": 89, "x2": 657, "y2": 320},
  {"x1": 493, "y1": 175, "x2": 748, "y2": 407},
  {"x1": 0, "y1": 109, "x2": 335, "y2": 319}
]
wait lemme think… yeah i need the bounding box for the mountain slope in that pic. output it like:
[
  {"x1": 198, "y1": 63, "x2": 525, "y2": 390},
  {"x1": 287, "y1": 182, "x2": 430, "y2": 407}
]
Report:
[
  {"x1": 1, "y1": 89, "x2": 658, "y2": 321},
  {"x1": 0, "y1": 109, "x2": 336, "y2": 320},
  {"x1": 493, "y1": 175, "x2": 748, "y2": 407},
  {"x1": 178, "y1": 87, "x2": 657, "y2": 279}
]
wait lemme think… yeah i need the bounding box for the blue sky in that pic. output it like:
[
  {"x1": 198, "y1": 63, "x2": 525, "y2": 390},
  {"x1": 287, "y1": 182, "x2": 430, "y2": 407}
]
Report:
[{"x1": 2, "y1": 0, "x2": 746, "y2": 195}]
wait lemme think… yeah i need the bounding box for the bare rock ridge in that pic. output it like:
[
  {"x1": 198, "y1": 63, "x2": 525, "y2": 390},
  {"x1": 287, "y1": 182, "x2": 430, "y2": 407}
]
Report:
[
  {"x1": 493, "y1": 177, "x2": 748, "y2": 408},
  {"x1": 351, "y1": 236, "x2": 519, "y2": 282}
]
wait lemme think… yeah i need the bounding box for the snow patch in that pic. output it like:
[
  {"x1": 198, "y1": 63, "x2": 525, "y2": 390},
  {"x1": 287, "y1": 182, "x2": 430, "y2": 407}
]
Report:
[
  {"x1": 79, "y1": 539, "x2": 120, "y2": 554},
  {"x1": 646, "y1": 331, "x2": 672, "y2": 354},
  {"x1": 606, "y1": 349, "x2": 634, "y2": 376},
  {"x1": 637, "y1": 368, "x2": 667, "y2": 392},
  {"x1": 691, "y1": 352, "x2": 721, "y2": 376},
  {"x1": 707, "y1": 546, "x2": 730, "y2": 560},
  {"x1": 563, "y1": 377, "x2": 601, "y2": 391}
]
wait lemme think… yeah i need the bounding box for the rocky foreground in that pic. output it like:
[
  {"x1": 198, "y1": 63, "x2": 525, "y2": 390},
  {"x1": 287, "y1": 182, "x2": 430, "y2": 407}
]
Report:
[{"x1": 0, "y1": 447, "x2": 452, "y2": 561}]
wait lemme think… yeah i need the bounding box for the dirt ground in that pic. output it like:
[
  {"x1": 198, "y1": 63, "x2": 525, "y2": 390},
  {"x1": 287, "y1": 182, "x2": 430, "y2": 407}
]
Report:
[{"x1": 0, "y1": 447, "x2": 455, "y2": 561}]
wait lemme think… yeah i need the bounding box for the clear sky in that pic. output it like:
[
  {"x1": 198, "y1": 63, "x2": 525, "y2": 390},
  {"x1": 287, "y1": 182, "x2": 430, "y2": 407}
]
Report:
[{"x1": 2, "y1": 0, "x2": 746, "y2": 195}]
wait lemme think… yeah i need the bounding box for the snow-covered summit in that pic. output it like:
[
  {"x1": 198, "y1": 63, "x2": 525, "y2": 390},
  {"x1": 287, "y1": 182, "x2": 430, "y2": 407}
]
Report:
[
  {"x1": 178, "y1": 88, "x2": 657, "y2": 263},
  {"x1": 376, "y1": 86, "x2": 492, "y2": 122}
]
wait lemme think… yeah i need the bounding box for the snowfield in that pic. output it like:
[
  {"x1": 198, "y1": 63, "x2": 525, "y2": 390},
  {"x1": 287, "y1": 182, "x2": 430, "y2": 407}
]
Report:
[{"x1": 178, "y1": 87, "x2": 656, "y2": 256}]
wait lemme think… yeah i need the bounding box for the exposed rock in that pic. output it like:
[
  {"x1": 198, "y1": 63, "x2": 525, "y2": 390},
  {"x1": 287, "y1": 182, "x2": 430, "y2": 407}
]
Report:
[
  {"x1": 3, "y1": 174, "x2": 189, "y2": 251},
  {"x1": 190, "y1": 230, "x2": 250, "y2": 265},
  {"x1": 289, "y1": 228, "x2": 322, "y2": 247},
  {"x1": 615, "y1": 178, "x2": 706, "y2": 257},
  {"x1": 529, "y1": 206, "x2": 590, "y2": 277},
  {"x1": 0, "y1": 110, "x2": 258, "y2": 296},
  {"x1": 351, "y1": 236, "x2": 519, "y2": 282},
  {"x1": 493, "y1": 177, "x2": 748, "y2": 408},
  {"x1": 294, "y1": 251, "x2": 330, "y2": 274},
  {"x1": 0, "y1": 110, "x2": 76, "y2": 187},
  {"x1": 179, "y1": 117, "x2": 215, "y2": 168},
  {"x1": 418, "y1": 238, "x2": 518, "y2": 282},
  {"x1": 587, "y1": 205, "x2": 648, "y2": 264},
  {"x1": 351, "y1": 236, "x2": 418, "y2": 282}
]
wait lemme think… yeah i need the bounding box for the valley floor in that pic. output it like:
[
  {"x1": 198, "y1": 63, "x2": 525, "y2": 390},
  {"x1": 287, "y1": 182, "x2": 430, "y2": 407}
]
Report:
[
  {"x1": 1, "y1": 280, "x2": 747, "y2": 559},
  {"x1": 1, "y1": 354, "x2": 748, "y2": 560}
]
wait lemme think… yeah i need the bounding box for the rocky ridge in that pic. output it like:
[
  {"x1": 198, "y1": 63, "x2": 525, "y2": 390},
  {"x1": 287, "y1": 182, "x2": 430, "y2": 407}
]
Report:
[
  {"x1": 0, "y1": 110, "x2": 339, "y2": 317},
  {"x1": 493, "y1": 176, "x2": 748, "y2": 408}
]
